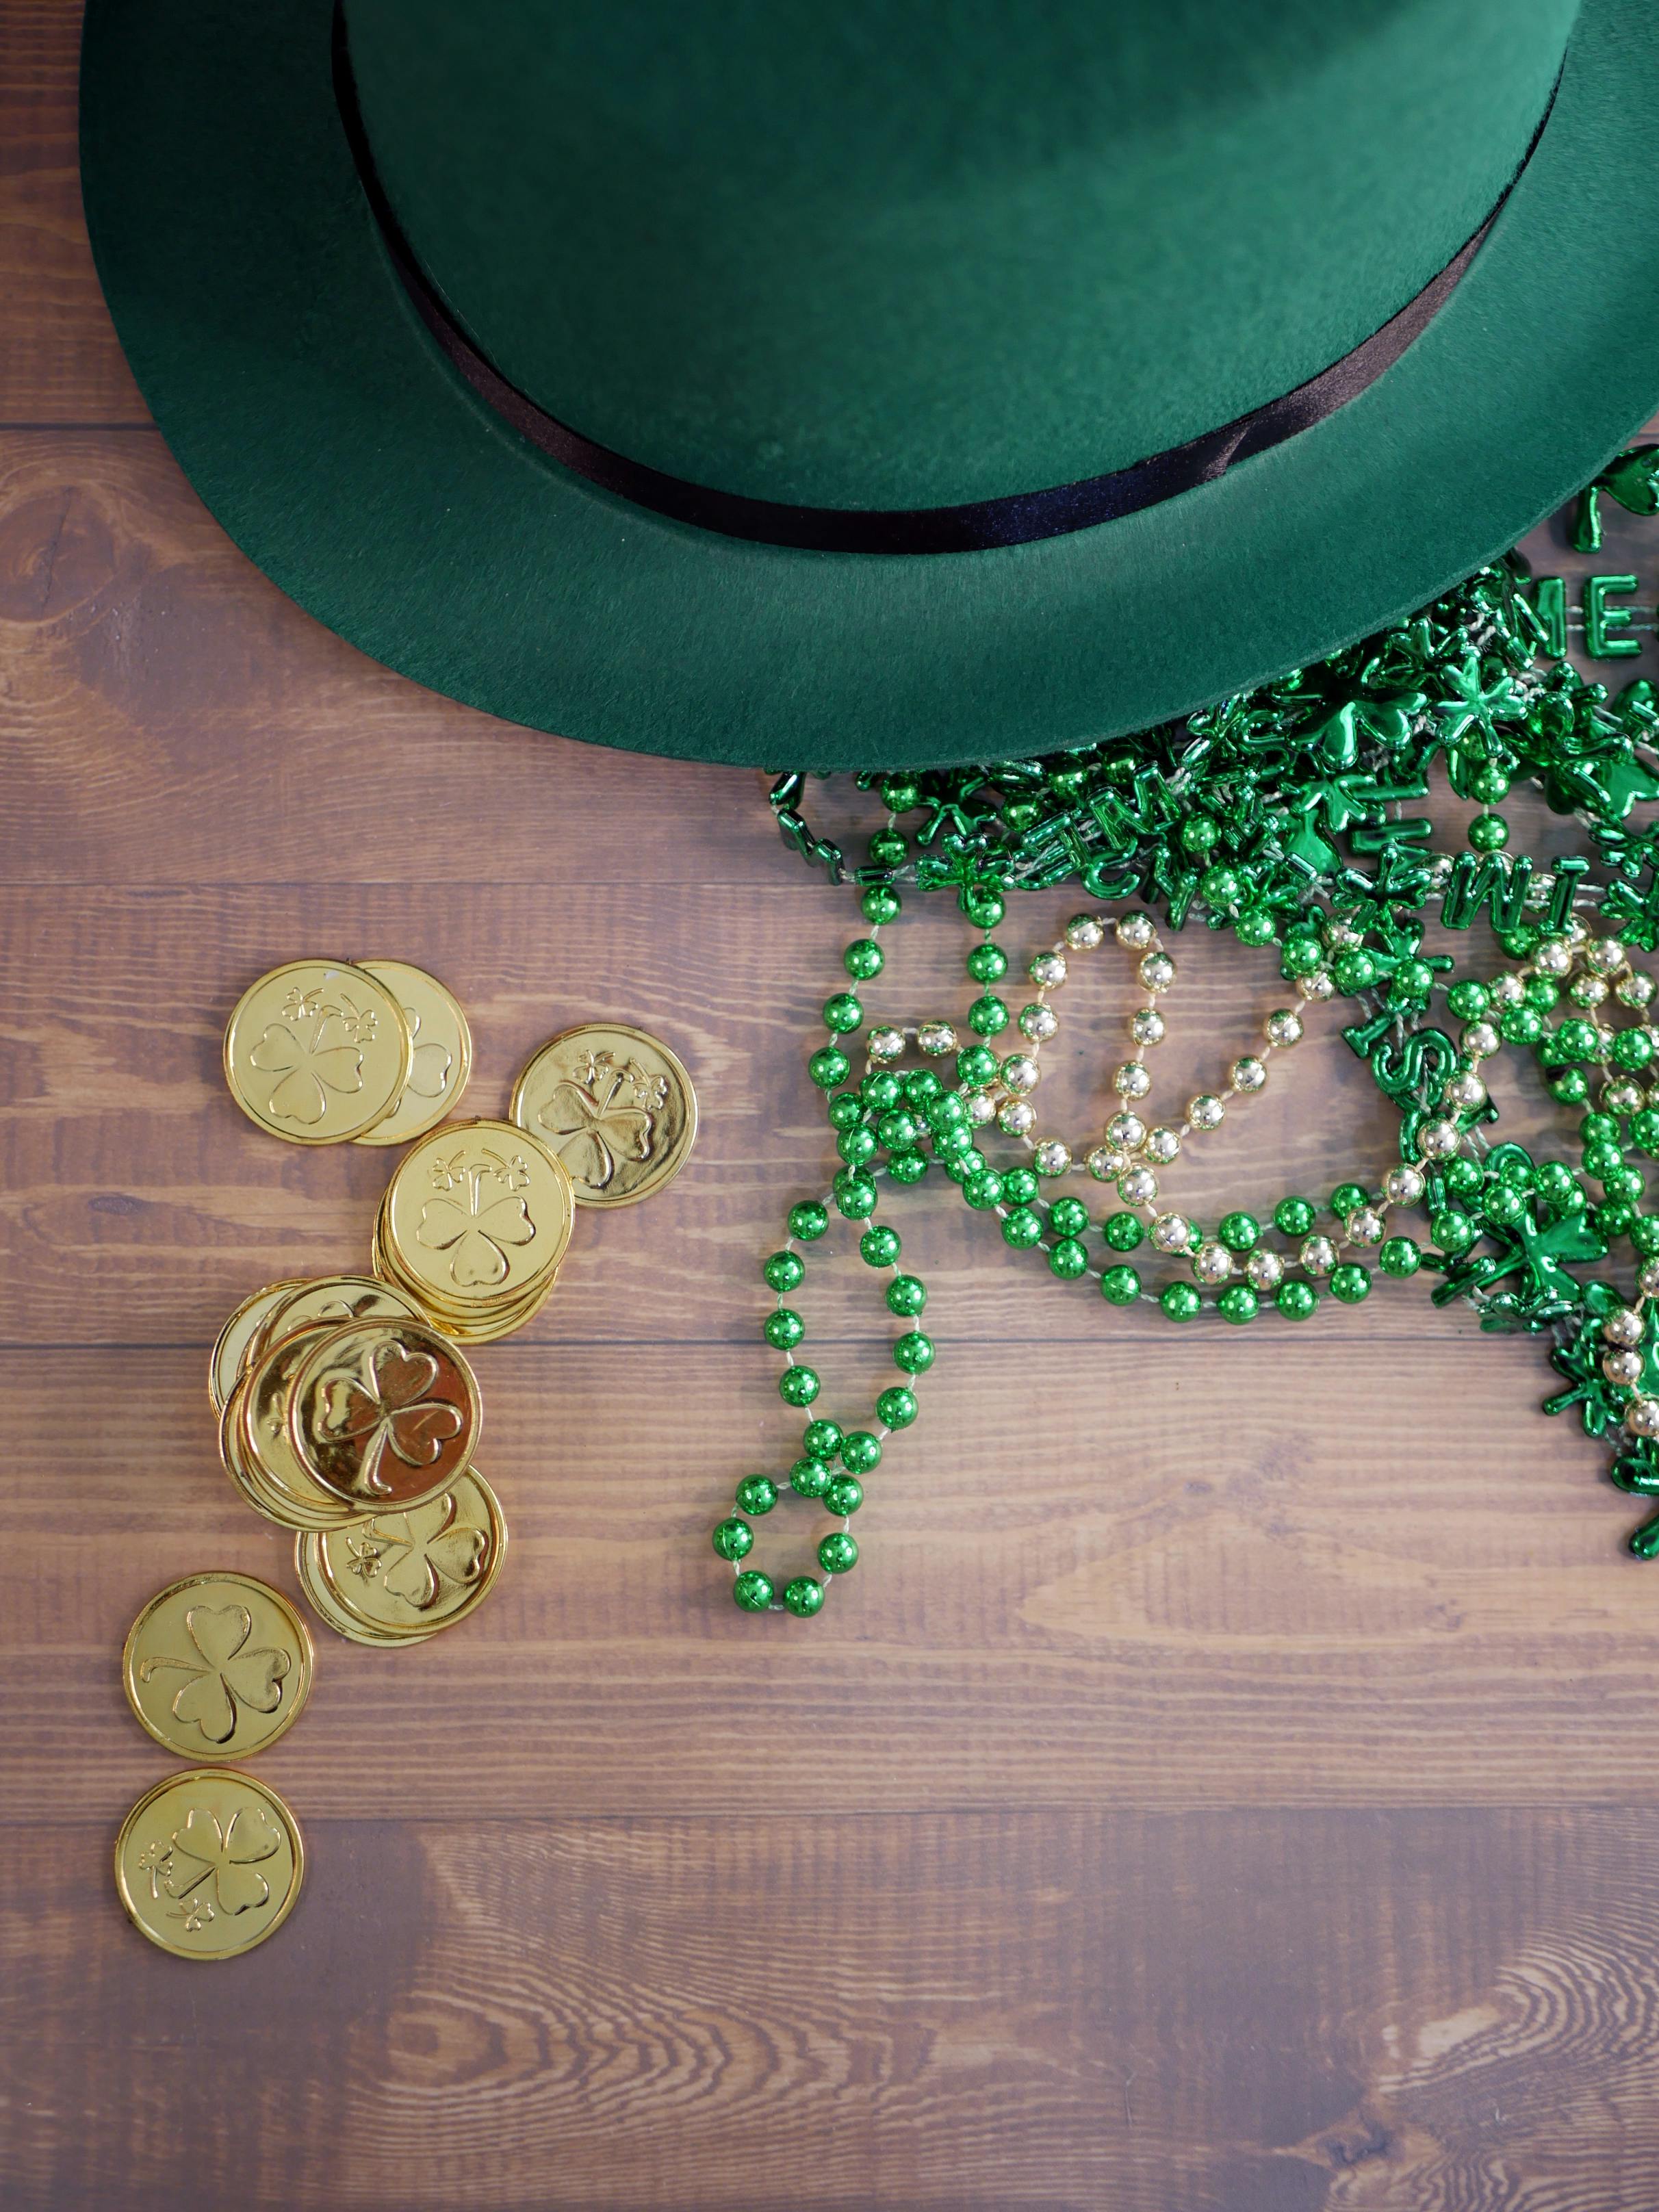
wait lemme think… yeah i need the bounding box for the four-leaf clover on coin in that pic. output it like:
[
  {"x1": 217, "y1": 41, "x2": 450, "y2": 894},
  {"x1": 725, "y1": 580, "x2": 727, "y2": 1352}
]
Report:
[
  {"x1": 158, "y1": 1801, "x2": 285, "y2": 1927},
  {"x1": 246, "y1": 987, "x2": 378, "y2": 1127},
  {"x1": 311, "y1": 1339, "x2": 463, "y2": 1497},
  {"x1": 537, "y1": 1051, "x2": 667, "y2": 1192},
  {"x1": 350, "y1": 1494, "x2": 489, "y2": 1611},
  {"x1": 417, "y1": 1147, "x2": 537, "y2": 1287},
  {"x1": 137, "y1": 1604, "x2": 291, "y2": 1745}
]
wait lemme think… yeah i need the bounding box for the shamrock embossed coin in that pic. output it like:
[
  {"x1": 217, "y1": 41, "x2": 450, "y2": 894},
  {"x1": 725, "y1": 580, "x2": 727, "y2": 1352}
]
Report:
[
  {"x1": 378, "y1": 1118, "x2": 573, "y2": 1329},
  {"x1": 209, "y1": 1279, "x2": 304, "y2": 1411},
  {"x1": 287, "y1": 1316, "x2": 480, "y2": 1508},
  {"x1": 115, "y1": 1769, "x2": 304, "y2": 1959},
  {"x1": 123, "y1": 1572, "x2": 313, "y2": 1761},
  {"x1": 511, "y1": 1022, "x2": 697, "y2": 1207},
  {"x1": 352, "y1": 959, "x2": 474, "y2": 1148},
  {"x1": 223, "y1": 960, "x2": 411, "y2": 1145},
  {"x1": 251, "y1": 1273, "x2": 423, "y2": 1364},
  {"x1": 298, "y1": 1468, "x2": 507, "y2": 1643}
]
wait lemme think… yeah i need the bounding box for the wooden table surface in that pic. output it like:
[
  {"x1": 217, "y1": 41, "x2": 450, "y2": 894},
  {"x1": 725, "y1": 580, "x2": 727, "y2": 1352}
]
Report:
[{"x1": 8, "y1": 10, "x2": 1659, "y2": 2208}]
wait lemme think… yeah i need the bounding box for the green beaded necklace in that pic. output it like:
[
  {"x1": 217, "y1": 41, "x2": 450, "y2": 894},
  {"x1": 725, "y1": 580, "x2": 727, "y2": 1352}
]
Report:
[{"x1": 715, "y1": 446, "x2": 1659, "y2": 1612}]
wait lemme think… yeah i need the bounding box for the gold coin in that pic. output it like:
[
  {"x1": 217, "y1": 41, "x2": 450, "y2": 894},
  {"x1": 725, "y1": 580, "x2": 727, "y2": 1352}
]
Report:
[
  {"x1": 218, "y1": 1385, "x2": 302, "y2": 1528},
  {"x1": 293, "y1": 1537, "x2": 409, "y2": 1645},
  {"x1": 223, "y1": 960, "x2": 411, "y2": 1145},
  {"x1": 510, "y1": 1022, "x2": 697, "y2": 1207},
  {"x1": 381, "y1": 1119, "x2": 573, "y2": 1314},
  {"x1": 306, "y1": 1468, "x2": 507, "y2": 1641},
  {"x1": 235, "y1": 1328, "x2": 362, "y2": 1530},
  {"x1": 115, "y1": 1769, "x2": 304, "y2": 1959},
  {"x1": 372, "y1": 1209, "x2": 558, "y2": 1341},
  {"x1": 350, "y1": 960, "x2": 473, "y2": 1147},
  {"x1": 209, "y1": 1280, "x2": 305, "y2": 1412},
  {"x1": 285, "y1": 1315, "x2": 480, "y2": 1510},
  {"x1": 253, "y1": 1273, "x2": 423, "y2": 1363},
  {"x1": 123, "y1": 1572, "x2": 313, "y2": 1762}
]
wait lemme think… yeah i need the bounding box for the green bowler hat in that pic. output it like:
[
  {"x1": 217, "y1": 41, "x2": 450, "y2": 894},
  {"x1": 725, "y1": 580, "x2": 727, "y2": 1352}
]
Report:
[{"x1": 80, "y1": 0, "x2": 1659, "y2": 772}]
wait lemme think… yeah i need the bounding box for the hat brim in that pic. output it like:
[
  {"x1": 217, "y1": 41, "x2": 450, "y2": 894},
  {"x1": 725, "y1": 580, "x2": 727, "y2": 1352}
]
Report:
[{"x1": 79, "y1": 0, "x2": 1659, "y2": 773}]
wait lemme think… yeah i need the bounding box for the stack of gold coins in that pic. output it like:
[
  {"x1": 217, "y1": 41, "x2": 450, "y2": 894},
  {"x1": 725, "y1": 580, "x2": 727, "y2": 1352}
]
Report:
[
  {"x1": 209, "y1": 1270, "x2": 508, "y2": 1645},
  {"x1": 372, "y1": 1118, "x2": 575, "y2": 1343},
  {"x1": 222, "y1": 957, "x2": 471, "y2": 1146}
]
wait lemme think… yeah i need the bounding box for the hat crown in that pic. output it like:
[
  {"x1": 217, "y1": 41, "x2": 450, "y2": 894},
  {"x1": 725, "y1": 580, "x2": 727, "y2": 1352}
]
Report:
[{"x1": 344, "y1": 0, "x2": 1571, "y2": 513}]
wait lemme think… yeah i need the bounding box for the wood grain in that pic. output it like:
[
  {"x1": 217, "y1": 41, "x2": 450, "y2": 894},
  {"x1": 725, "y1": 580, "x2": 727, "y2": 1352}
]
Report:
[{"x1": 6, "y1": 3, "x2": 1659, "y2": 2203}]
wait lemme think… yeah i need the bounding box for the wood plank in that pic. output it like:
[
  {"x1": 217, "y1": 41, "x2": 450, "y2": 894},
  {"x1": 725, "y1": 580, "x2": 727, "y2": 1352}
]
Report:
[
  {"x1": 0, "y1": 3, "x2": 146, "y2": 424},
  {"x1": 0, "y1": 432, "x2": 780, "y2": 888},
  {"x1": 5, "y1": 1808, "x2": 1659, "y2": 2211},
  {"x1": 3, "y1": 1335, "x2": 1652, "y2": 1819}
]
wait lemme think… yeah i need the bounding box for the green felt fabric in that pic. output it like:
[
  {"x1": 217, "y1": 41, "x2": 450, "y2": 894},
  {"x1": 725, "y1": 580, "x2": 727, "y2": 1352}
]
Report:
[
  {"x1": 79, "y1": 0, "x2": 1659, "y2": 771},
  {"x1": 346, "y1": 0, "x2": 1575, "y2": 508}
]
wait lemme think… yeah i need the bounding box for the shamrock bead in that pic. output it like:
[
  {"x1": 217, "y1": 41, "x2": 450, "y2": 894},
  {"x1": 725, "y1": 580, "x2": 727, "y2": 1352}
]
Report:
[
  {"x1": 1378, "y1": 1235, "x2": 1422, "y2": 1276},
  {"x1": 1049, "y1": 1196, "x2": 1090, "y2": 1239},
  {"x1": 860, "y1": 885, "x2": 902, "y2": 926},
  {"x1": 1049, "y1": 1238, "x2": 1089, "y2": 1280},
  {"x1": 877, "y1": 1386, "x2": 918, "y2": 1428},
  {"x1": 789, "y1": 1201, "x2": 830, "y2": 1242},
  {"x1": 783, "y1": 1577, "x2": 825, "y2": 1617},
  {"x1": 1329, "y1": 1263, "x2": 1371, "y2": 1303},
  {"x1": 764, "y1": 1250, "x2": 806, "y2": 1293},
  {"x1": 844, "y1": 938, "x2": 884, "y2": 981},
  {"x1": 968, "y1": 994, "x2": 1009, "y2": 1036},
  {"x1": 808, "y1": 1047, "x2": 851, "y2": 1089},
  {"x1": 861, "y1": 1225, "x2": 901, "y2": 1266},
  {"x1": 764, "y1": 1309, "x2": 806, "y2": 1351},
  {"x1": 712, "y1": 1517, "x2": 754, "y2": 1560},
  {"x1": 886, "y1": 1275, "x2": 927, "y2": 1317},
  {"x1": 732, "y1": 1570, "x2": 775, "y2": 1612},
  {"x1": 1274, "y1": 1196, "x2": 1316, "y2": 1238},
  {"x1": 893, "y1": 1331, "x2": 935, "y2": 1372},
  {"x1": 967, "y1": 941, "x2": 1009, "y2": 983},
  {"x1": 839, "y1": 1430, "x2": 882, "y2": 1476},
  {"x1": 1101, "y1": 1264, "x2": 1141, "y2": 1304},
  {"x1": 736, "y1": 1475, "x2": 779, "y2": 1516},
  {"x1": 1002, "y1": 1207, "x2": 1044, "y2": 1248},
  {"x1": 1276, "y1": 1281, "x2": 1317, "y2": 1320},
  {"x1": 803, "y1": 1419, "x2": 843, "y2": 1458},
  {"x1": 1217, "y1": 1284, "x2": 1258, "y2": 1324},
  {"x1": 1103, "y1": 1211, "x2": 1145, "y2": 1252},
  {"x1": 1218, "y1": 1210, "x2": 1259, "y2": 1253},
  {"x1": 823, "y1": 992, "x2": 864, "y2": 1034},
  {"x1": 819, "y1": 1532, "x2": 859, "y2": 1575},
  {"x1": 779, "y1": 1367, "x2": 821, "y2": 1407},
  {"x1": 790, "y1": 1457, "x2": 832, "y2": 1499},
  {"x1": 1161, "y1": 1282, "x2": 1202, "y2": 1322}
]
